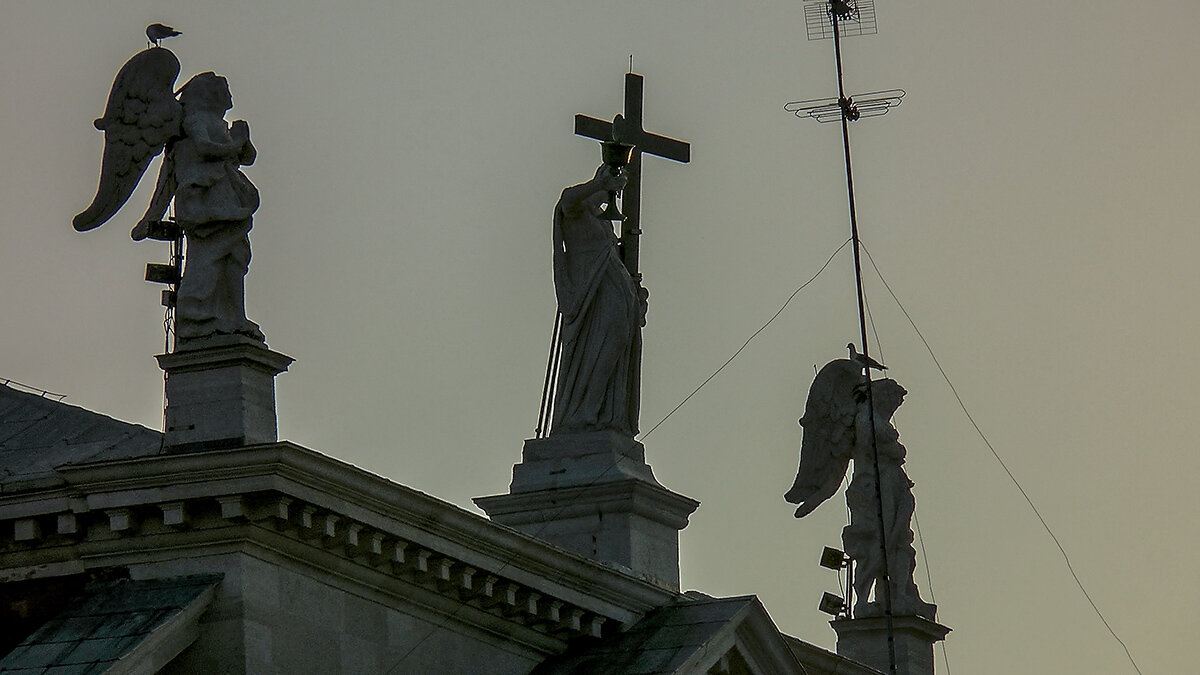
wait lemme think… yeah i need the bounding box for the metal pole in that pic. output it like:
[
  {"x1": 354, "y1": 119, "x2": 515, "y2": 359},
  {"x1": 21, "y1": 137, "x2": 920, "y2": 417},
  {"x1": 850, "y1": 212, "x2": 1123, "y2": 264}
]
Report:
[
  {"x1": 535, "y1": 312, "x2": 563, "y2": 438},
  {"x1": 831, "y1": 3, "x2": 897, "y2": 673}
]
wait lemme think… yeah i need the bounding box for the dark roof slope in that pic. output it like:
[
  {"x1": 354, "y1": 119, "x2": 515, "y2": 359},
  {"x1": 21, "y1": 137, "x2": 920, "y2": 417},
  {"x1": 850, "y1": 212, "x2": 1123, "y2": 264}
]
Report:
[
  {"x1": 532, "y1": 595, "x2": 758, "y2": 674},
  {"x1": 0, "y1": 384, "x2": 161, "y2": 491},
  {"x1": 533, "y1": 594, "x2": 880, "y2": 675},
  {"x1": 0, "y1": 575, "x2": 220, "y2": 673}
]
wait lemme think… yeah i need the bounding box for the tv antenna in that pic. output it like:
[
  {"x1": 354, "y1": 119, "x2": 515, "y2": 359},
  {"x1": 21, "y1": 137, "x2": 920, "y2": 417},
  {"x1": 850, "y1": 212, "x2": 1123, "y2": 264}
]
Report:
[{"x1": 786, "y1": 2, "x2": 904, "y2": 674}]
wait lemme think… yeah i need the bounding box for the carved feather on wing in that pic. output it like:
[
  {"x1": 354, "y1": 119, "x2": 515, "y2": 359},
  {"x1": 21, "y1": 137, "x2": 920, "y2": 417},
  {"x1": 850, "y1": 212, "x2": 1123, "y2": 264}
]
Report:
[
  {"x1": 785, "y1": 359, "x2": 862, "y2": 518},
  {"x1": 73, "y1": 48, "x2": 182, "y2": 232}
]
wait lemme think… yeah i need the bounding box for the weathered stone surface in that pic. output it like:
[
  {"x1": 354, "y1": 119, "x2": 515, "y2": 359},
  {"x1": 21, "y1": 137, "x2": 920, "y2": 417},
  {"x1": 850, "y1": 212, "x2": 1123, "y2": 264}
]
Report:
[
  {"x1": 156, "y1": 335, "x2": 292, "y2": 451},
  {"x1": 480, "y1": 428, "x2": 697, "y2": 591},
  {"x1": 0, "y1": 441, "x2": 677, "y2": 669},
  {"x1": 833, "y1": 615, "x2": 949, "y2": 675},
  {"x1": 510, "y1": 430, "x2": 657, "y2": 492},
  {"x1": 1, "y1": 390, "x2": 856, "y2": 673},
  {"x1": 476, "y1": 476, "x2": 698, "y2": 591}
]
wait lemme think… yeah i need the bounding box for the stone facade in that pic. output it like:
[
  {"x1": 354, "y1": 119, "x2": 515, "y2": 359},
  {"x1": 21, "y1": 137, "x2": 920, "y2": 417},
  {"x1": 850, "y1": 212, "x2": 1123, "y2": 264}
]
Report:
[
  {"x1": 476, "y1": 431, "x2": 699, "y2": 591},
  {"x1": 0, "y1": 383, "x2": 880, "y2": 674}
]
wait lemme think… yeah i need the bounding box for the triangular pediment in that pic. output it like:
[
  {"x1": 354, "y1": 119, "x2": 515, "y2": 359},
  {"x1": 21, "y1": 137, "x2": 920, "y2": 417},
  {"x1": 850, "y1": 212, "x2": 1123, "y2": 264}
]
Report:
[{"x1": 531, "y1": 594, "x2": 878, "y2": 675}]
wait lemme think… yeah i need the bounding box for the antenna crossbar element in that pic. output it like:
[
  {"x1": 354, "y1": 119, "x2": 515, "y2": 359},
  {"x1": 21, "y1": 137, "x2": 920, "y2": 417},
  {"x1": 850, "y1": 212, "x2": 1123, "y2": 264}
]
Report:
[
  {"x1": 785, "y1": 89, "x2": 904, "y2": 123},
  {"x1": 804, "y1": 0, "x2": 877, "y2": 40}
]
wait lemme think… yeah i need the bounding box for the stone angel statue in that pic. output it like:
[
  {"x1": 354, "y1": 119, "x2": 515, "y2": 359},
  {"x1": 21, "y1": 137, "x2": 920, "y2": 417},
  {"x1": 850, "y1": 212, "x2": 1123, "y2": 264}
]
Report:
[
  {"x1": 74, "y1": 47, "x2": 263, "y2": 343},
  {"x1": 785, "y1": 359, "x2": 936, "y2": 620}
]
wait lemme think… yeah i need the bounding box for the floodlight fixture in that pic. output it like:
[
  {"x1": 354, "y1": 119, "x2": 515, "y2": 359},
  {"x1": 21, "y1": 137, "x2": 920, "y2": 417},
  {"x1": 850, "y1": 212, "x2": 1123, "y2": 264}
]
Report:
[
  {"x1": 141, "y1": 219, "x2": 181, "y2": 242},
  {"x1": 818, "y1": 592, "x2": 847, "y2": 617},
  {"x1": 145, "y1": 262, "x2": 180, "y2": 286},
  {"x1": 820, "y1": 546, "x2": 850, "y2": 570}
]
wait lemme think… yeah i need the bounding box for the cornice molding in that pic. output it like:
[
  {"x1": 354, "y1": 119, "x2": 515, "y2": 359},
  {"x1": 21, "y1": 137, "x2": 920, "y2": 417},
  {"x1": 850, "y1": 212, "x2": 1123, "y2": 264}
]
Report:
[{"x1": 2, "y1": 442, "x2": 683, "y2": 644}]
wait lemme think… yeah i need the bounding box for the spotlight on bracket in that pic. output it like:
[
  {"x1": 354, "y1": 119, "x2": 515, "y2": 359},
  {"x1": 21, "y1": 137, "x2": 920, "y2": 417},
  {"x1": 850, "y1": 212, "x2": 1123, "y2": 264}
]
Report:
[
  {"x1": 145, "y1": 262, "x2": 180, "y2": 286},
  {"x1": 820, "y1": 546, "x2": 850, "y2": 571},
  {"x1": 141, "y1": 219, "x2": 181, "y2": 242},
  {"x1": 818, "y1": 592, "x2": 847, "y2": 617}
]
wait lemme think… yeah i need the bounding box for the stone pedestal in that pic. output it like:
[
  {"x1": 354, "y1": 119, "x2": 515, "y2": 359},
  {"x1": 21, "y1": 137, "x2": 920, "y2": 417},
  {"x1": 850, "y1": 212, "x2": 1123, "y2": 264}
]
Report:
[
  {"x1": 474, "y1": 431, "x2": 698, "y2": 590},
  {"x1": 156, "y1": 335, "x2": 293, "y2": 452},
  {"x1": 832, "y1": 615, "x2": 950, "y2": 675}
]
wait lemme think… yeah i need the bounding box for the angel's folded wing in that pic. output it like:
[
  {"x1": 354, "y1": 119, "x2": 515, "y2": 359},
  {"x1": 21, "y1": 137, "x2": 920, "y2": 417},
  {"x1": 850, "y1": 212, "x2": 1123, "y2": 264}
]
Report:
[
  {"x1": 74, "y1": 48, "x2": 182, "y2": 232},
  {"x1": 785, "y1": 359, "x2": 862, "y2": 517}
]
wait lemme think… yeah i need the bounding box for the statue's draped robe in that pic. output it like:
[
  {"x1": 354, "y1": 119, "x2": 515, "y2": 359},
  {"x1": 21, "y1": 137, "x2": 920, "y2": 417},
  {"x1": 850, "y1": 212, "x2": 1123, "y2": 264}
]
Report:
[
  {"x1": 551, "y1": 184, "x2": 642, "y2": 436},
  {"x1": 843, "y1": 379, "x2": 933, "y2": 619},
  {"x1": 172, "y1": 112, "x2": 261, "y2": 341}
]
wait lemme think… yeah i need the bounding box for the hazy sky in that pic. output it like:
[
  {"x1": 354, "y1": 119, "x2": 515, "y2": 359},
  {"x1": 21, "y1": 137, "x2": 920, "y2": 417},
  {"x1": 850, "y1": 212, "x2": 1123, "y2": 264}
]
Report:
[{"x1": 3, "y1": 2, "x2": 1196, "y2": 672}]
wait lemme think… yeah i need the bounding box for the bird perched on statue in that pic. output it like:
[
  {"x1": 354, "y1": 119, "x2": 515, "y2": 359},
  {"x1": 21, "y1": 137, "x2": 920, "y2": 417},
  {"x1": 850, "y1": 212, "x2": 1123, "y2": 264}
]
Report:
[
  {"x1": 847, "y1": 343, "x2": 886, "y2": 371},
  {"x1": 146, "y1": 23, "x2": 181, "y2": 48}
]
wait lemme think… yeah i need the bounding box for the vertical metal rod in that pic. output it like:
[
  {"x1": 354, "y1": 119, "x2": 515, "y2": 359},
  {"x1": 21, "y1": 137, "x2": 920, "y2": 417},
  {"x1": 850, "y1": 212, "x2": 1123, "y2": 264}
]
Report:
[
  {"x1": 535, "y1": 312, "x2": 563, "y2": 438},
  {"x1": 171, "y1": 229, "x2": 183, "y2": 352},
  {"x1": 847, "y1": 557, "x2": 855, "y2": 619},
  {"x1": 831, "y1": 4, "x2": 897, "y2": 674}
]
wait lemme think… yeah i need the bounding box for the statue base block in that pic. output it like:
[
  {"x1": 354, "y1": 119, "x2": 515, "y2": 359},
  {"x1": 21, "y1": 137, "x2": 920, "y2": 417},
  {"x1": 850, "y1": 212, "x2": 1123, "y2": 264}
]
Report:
[
  {"x1": 509, "y1": 430, "x2": 658, "y2": 492},
  {"x1": 832, "y1": 614, "x2": 950, "y2": 675},
  {"x1": 156, "y1": 335, "x2": 293, "y2": 452},
  {"x1": 475, "y1": 431, "x2": 699, "y2": 590}
]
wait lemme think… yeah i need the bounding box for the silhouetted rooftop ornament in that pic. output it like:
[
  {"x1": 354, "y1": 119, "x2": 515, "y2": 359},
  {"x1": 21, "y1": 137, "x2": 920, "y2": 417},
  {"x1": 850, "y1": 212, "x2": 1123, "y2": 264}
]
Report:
[
  {"x1": 74, "y1": 43, "x2": 264, "y2": 348},
  {"x1": 535, "y1": 72, "x2": 690, "y2": 439},
  {"x1": 786, "y1": 361, "x2": 935, "y2": 622}
]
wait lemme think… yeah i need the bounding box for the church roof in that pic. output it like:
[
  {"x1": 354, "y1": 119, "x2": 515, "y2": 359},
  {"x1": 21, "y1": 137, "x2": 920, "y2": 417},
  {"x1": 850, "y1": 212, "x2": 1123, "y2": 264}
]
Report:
[
  {"x1": 0, "y1": 384, "x2": 161, "y2": 491},
  {"x1": 0, "y1": 386, "x2": 874, "y2": 674},
  {"x1": 531, "y1": 594, "x2": 880, "y2": 675},
  {"x1": 0, "y1": 575, "x2": 220, "y2": 674},
  {"x1": 531, "y1": 595, "x2": 761, "y2": 674}
]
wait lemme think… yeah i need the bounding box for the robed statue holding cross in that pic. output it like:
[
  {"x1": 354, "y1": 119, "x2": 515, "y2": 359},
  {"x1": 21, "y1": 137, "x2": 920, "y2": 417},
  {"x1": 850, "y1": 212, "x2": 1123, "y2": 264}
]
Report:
[
  {"x1": 551, "y1": 165, "x2": 645, "y2": 435},
  {"x1": 542, "y1": 72, "x2": 689, "y2": 438}
]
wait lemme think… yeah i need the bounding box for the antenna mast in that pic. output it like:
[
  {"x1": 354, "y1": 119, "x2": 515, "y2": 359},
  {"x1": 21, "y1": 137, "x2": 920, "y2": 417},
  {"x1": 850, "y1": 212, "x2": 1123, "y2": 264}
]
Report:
[{"x1": 786, "y1": 2, "x2": 903, "y2": 673}]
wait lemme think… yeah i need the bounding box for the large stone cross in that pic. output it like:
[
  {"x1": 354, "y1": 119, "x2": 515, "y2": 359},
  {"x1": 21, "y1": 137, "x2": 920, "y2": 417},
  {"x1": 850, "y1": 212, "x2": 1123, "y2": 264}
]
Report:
[{"x1": 575, "y1": 72, "x2": 690, "y2": 279}]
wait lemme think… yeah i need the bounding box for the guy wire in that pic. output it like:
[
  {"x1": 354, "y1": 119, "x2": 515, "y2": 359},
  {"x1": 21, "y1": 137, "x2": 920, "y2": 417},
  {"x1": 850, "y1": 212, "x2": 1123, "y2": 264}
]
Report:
[
  {"x1": 384, "y1": 237, "x2": 848, "y2": 674},
  {"x1": 640, "y1": 237, "x2": 851, "y2": 440},
  {"x1": 860, "y1": 243, "x2": 1142, "y2": 675}
]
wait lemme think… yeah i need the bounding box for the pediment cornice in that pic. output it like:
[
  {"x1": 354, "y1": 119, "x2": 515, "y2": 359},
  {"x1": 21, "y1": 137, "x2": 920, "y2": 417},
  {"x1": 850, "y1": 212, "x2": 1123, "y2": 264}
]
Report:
[{"x1": 0, "y1": 442, "x2": 681, "y2": 650}]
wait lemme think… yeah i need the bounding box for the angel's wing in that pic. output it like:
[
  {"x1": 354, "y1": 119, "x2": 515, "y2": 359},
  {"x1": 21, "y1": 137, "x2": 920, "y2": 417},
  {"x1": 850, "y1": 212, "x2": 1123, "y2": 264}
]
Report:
[
  {"x1": 785, "y1": 359, "x2": 862, "y2": 518},
  {"x1": 73, "y1": 48, "x2": 182, "y2": 232}
]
